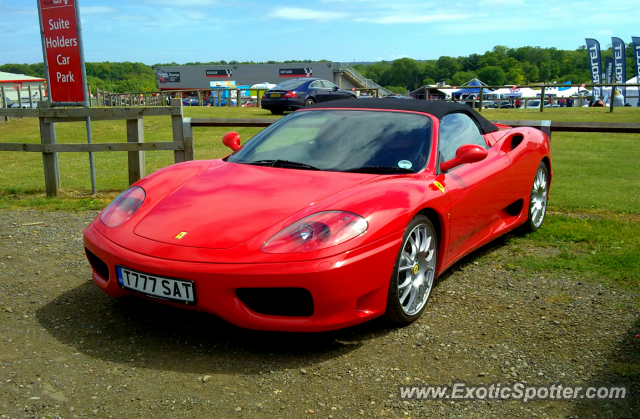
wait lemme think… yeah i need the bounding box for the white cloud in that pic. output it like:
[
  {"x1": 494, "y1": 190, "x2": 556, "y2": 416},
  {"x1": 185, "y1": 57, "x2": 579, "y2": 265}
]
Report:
[
  {"x1": 356, "y1": 14, "x2": 466, "y2": 24},
  {"x1": 80, "y1": 7, "x2": 117, "y2": 15},
  {"x1": 113, "y1": 14, "x2": 154, "y2": 22},
  {"x1": 267, "y1": 7, "x2": 349, "y2": 21},
  {"x1": 185, "y1": 12, "x2": 209, "y2": 21}
]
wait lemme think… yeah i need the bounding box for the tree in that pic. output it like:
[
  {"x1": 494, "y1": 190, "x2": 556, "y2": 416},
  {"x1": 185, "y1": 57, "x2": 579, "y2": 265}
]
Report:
[
  {"x1": 385, "y1": 58, "x2": 425, "y2": 91},
  {"x1": 451, "y1": 71, "x2": 477, "y2": 86},
  {"x1": 477, "y1": 66, "x2": 505, "y2": 86},
  {"x1": 435, "y1": 56, "x2": 460, "y2": 82},
  {"x1": 385, "y1": 86, "x2": 408, "y2": 95}
]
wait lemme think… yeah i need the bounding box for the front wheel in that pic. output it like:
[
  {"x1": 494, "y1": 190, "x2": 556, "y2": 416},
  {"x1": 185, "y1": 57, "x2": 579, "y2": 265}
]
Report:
[
  {"x1": 385, "y1": 215, "x2": 437, "y2": 326},
  {"x1": 522, "y1": 161, "x2": 549, "y2": 232}
]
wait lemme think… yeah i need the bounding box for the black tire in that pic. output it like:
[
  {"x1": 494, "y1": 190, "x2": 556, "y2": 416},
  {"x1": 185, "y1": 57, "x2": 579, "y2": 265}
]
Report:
[
  {"x1": 385, "y1": 215, "x2": 438, "y2": 326},
  {"x1": 522, "y1": 161, "x2": 549, "y2": 233},
  {"x1": 349, "y1": 95, "x2": 357, "y2": 99},
  {"x1": 304, "y1": 98, "x2": 316, "y2": 106},
  {"x1": 270, "y1": 109, "x2": 284, "y2": 115}
]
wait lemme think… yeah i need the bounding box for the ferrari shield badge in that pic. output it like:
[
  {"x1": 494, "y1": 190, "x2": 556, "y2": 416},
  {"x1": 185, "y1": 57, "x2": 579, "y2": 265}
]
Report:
[
  {"x1": 432, "y1": 181, "x2": 446, "y2": 194},
  {"x1": 174, "y1": 232, "x2": 188, "y2": 240}
]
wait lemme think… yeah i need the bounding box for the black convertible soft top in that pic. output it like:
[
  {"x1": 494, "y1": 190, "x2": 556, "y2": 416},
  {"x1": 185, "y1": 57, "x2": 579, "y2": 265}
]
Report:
[{"x1": 307, "y1": 98, "x2": 499, "y2": 134}]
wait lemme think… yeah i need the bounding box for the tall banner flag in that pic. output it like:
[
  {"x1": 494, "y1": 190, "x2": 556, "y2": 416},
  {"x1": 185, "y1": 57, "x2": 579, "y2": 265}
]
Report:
[
  {"x1": 611, "y1": 37, "x2": 627, "y2": 98},
  {"x1": 633, "y1": 37, "x2": 640, "y2": 106},
  {"x1": 585, "y1": 39, "x2": 602, "y2": 100},
  {"x1": 605, "y1": 57, "x2": 613, "y2": 84}
]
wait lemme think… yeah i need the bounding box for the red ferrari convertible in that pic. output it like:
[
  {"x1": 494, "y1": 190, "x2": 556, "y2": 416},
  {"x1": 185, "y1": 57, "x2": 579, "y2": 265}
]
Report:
[{"x1": 84, "y1": 100, "x2": 551, "y2": 332}]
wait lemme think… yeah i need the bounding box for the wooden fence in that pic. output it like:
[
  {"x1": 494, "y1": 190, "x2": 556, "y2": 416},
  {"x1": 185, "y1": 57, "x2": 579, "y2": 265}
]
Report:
[
  {"x1": 2, "y1": 109, "x2": 640, "y2": 197},
  {"x1": 0, "y1": 99, "x2": 193, "y2": 197},
  {"x1": 184, "y1": 118, "x2": 640, "y2": 143}
]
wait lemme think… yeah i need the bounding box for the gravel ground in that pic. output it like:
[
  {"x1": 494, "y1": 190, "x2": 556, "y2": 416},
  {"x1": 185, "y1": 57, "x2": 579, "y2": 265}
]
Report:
[{"x1": 0, "y1": 209, "x2": 638, "y2": 419}]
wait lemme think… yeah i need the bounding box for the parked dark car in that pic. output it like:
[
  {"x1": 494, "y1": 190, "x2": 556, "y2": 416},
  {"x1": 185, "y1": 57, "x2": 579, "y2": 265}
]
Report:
[
  {"x1": 182, "y1": 97, "x2": 199, "y2": 106},
  {"x1": 488, "y1": 100, "x2": 513, "y2": 109},
  {"x1": 261, "y1": 78, "x2": 357, "y2": 115},
  {"x1": 464, "y1": 100, "x2": 494, "y2": 109}
]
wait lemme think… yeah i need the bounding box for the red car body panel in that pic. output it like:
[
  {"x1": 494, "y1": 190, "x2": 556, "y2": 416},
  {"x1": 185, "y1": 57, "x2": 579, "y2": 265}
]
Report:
[{"x1": 83, "y1": 105, "x2": 551, "y2": 332}]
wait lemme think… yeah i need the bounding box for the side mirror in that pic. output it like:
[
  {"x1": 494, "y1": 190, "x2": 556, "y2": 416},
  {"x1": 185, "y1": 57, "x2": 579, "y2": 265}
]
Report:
[
  {"x1": 333, "y1": 86, "x2": 339, "y2": 91},
  {"x1": 222, "y1": 131, "x2": 242, "y2": 152},
  {"x1": 440, "y1": 144, "x2": 488, "y2": 172}
]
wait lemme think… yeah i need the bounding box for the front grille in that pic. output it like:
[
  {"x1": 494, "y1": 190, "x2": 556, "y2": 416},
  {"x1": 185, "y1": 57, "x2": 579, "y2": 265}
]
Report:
[
  {"x1": 85, "y1": 248, "x2": 110, "y2": 281},
  {"x1": 236, "y1": 288, "x2": 314, "y2": 317}
]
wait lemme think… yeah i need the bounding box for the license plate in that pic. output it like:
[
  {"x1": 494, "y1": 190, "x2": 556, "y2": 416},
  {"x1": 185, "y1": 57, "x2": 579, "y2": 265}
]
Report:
[
  {"x1": 116, "y1": 266, "x2": 196, "y2": 305},
  {"x1": 269, "y1": 93, "x2": 281, "y2": 98}
]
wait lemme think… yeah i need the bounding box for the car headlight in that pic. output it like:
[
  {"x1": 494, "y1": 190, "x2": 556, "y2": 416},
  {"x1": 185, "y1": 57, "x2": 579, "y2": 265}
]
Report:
[
  {"x1": 261, "y1": 211, "x2": 368, "y2": 253},
  {"x1": 100, "y1": 186, "x2": 145, "y2": 228}
]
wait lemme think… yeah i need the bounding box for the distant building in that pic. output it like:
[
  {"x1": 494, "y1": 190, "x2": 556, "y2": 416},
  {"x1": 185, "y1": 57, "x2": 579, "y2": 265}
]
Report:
[
  {"x1": 154, "y1": 62, "x2": 393, "y2": 96},
  {"x1": 0, "y1": 71, "x2": 46, "y2": 103}
]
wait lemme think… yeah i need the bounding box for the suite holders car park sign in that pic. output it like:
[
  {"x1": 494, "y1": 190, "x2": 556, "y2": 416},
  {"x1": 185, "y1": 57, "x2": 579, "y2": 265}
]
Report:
[
  {"x1": 37, "y1": 0, "x2": 87, "y2": 105},
  {"x1": 37, "y1": 0, "x2": 98, "y2": 194}
]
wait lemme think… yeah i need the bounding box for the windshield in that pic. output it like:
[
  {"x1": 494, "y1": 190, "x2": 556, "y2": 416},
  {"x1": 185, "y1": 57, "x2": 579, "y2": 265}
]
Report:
[
  {"x1": 271, "y1": 79, "x2": 308, "y2": 90},
  {"x1": 227, "y1": 110, "x2": 433, "y2": 173}
]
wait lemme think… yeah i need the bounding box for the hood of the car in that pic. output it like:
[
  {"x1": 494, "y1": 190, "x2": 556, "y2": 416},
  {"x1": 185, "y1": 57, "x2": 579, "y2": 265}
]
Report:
[{"x1": 133, "y1": 161, "x2": 376, "y2": 249}]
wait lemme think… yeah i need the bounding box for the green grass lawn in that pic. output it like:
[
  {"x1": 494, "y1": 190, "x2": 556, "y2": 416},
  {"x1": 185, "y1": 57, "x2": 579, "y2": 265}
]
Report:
[{"x1": 1, "y1": 105, "x2": 639, "y2": 292}]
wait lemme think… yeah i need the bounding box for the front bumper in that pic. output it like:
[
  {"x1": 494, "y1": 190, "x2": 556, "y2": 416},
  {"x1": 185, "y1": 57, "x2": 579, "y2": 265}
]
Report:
[{"x1": 83, "y1": 223, "x2": 402, "y2": 332}]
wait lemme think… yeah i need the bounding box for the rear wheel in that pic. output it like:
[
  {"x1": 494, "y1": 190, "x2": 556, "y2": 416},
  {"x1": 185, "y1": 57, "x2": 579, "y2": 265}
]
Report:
[
  {"x1": 385, "y1": 215, "x2": 437, "y2": 326},
  {"x1": 522, "y1": 161, "x2": 549, "y2": 232},
  {"x1": 304, "y1": 98, "x2": 316, "y2": 106}
]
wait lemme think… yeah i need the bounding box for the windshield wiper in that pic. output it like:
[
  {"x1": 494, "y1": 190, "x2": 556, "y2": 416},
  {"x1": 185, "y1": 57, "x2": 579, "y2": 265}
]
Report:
[
  {"x1": 340, "y1": 166, "x2": 415, "y2": 174},
  {"x1": 245, "y1": 159, "x2": 322, "y2": 171}
]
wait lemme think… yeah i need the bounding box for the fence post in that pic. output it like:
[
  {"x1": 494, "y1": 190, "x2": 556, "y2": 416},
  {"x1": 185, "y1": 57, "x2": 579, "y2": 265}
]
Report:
[
  {"x1": 478, "y1": 88, "x2": 484, "y2": 112},
  {"x1": 539, "y1": 86, "x2": 545, "y2": 112},
  {"x1": 126, "y1": 119, "x2": 145, "y2": 185},
  {"x1": 609, "y1": 84, "x2": 615, "y2": 112},
  {"x1": 39, "y1": 86, "x2": 44, "y2": 104},
  {"x1": 17, "y1": 86, "x2": 22, "y2": 108},
  {"x1": 38, "y1": 101, "x2": 60, "y2": 197},
  {"x1": 28, "y1": 86, "x2": 34, "y2": 108},
  {"x1": 1, "y1": 86, "x2": 7, "y2": 121},
  {"x1": 540, "y1": 120, "x2": 552, "y2": 141},
  {"x1": 226, "y1": 89, "x2": 231, "y2": 107},
  {"x1": 257, "y1": 90, "x2": 262, "y2": 107},
  {"x1": 170, "y1": 98, "x2": 187, "y2": 163},
  {"x1": 182, "y1": 118, "x2": 195, "y2": 161},
  {"x1": 197, "y1": 90, "x2": 202, "y2": 106}
]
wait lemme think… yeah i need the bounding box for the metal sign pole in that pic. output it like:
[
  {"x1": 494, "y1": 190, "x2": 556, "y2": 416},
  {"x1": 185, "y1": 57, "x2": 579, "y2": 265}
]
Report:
[
  {"x1": 36, "y1": 0, "x2": 60, "y2": 188},
  {"x1": 75, "y1": 0, "x2": 96, "y2": 195}
]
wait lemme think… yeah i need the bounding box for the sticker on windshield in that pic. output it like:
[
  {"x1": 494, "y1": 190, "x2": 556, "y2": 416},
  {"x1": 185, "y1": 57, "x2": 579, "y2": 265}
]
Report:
[{"x1": 398, "y1": 160, "x2": 412, "y2": 169}]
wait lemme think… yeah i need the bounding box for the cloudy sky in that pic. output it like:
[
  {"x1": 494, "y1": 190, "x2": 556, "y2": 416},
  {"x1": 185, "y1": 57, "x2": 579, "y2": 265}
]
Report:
[{"x1": 1, "y1": 0, "x2": 638, "y2": 65}]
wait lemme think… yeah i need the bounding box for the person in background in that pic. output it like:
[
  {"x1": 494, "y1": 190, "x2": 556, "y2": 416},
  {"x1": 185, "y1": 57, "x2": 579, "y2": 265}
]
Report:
[
  {"x1": 567, "y1": 97, "x2": 573, "y2": 107},
  {"x1": 582, "y1": 98, "x2": 589, "y2": 107},
  {"x1": 613, "y1": 90, "x2": 625, "y2": 107},
  {"x1": 515, "y1": 98, "x2": 521, "y2": 108}
]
